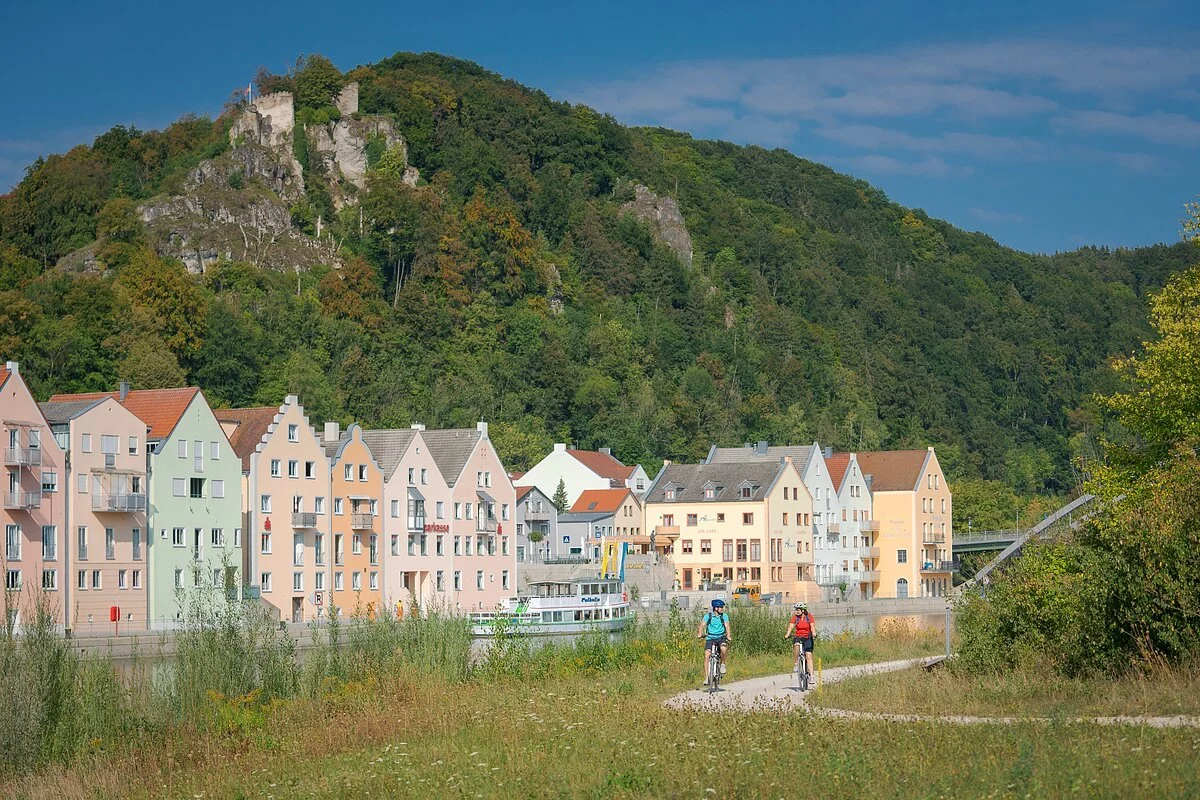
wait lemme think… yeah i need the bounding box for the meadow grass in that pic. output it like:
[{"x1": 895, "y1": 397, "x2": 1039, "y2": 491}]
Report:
[{"x1": 811, "y1": 661, "x2": 1200, "y2": 718}]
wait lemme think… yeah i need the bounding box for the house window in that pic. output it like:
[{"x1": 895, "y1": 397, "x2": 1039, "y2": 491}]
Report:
[
  {"x1": 741, "y1": 486, "x2": 752, "y2": 499},
  {"x1": 420, "y1": 468, "x2": 428, "y2": 485},
  {"x1": 261, "y1": 532, "x2": 271, "y2": 554},
  {"x1": 174, "y1": 569, "x2": 183, "y2": 589},
  {"x1": 305, "y1": 461, "x2": 315, "y2": 479},
  {"x1": 288, "y1": 460, "x2": 298, "y2": 478},
  {"x1": 315, "y1": 572, "x2": 325, "y2": 590},
  {"x1": 234, "y1": 528, "x2": 241, "y2": 547},
  {"x1": 700, "y1": 539, "x2": 712, "y2": 554},
  {"x1": 315, "y1": 534, "x2": 325, "y2": 565},
  {"x1": 81, "y1": 433, "x2": 92, "y2": 453},
  {"x1": 334, "y1": 497, "x2": 343, "y2": 515},
  {"x1": 436, "y1": 536, "x2": 444, "y2": 556},
  {"x1": 897, "y1": 549, "x2": 908, "y2": 564},
  {"x1": 77, "y1": 570, "x2": 87, "y2": 590},
  {"x1": 782, "y1": 513, "x2": 789, "y2": 526},
  {"x1": 665, "y1": 487, "x2": 677, "y2": 501},
  {"x1": 716, "y1": 513, "x2": 725, "y2": 523},
  {"x1": 358, "y1": 465, "x2": 367, "y2": 481},
  {"x1": 4, "y1": 569, "x2": 21, "y2": 591},
  {"x1": 211, "y1": 528, "x2": 224, "y2": 548},
  {"x1": 271, "y1": 459, "x2": 281, "y2": 477},
  {"x1": 293, "y1": 572, "x2": 303, "y2": 592},
  {"x1": 682, "y1": 540, "x2": 693, "y2": 554},
  {"x1": 213, "y1": 569, "x2": 223, "y2": 588},
  {"x1": 210, "y1": 441, "x2": 220, "y2": 460},
  {"x1": 334, "y1": 572, "x2": 344, "y2": 590},
  {"x1": 502, "y1": 570, "x2": 509, "y2": 590},
  {"x1": 476, "y1": 570, "x2": 484, "y2": 590},
  {"x1": 722, "y1": 540, "x2": 734, "y2": 562},
  {"x1": 105, "y1": 528, "x2": 115, "y2": 559},
  {"x1": 261, "y1": 572, "x2": 272, "y2": 592},
  {"x1": 100, "y1": 435, "x2": 118, "y2": 455},
  {"x1": 502, "y1": 503, "x2": 509, "y2": 521},
  {"x1": 40, "y1": 471, "x2": 57, "y2": 493},
  {"x1": 177, "y1": 438, "x2": 186, "y2": 458},
  {"x1": 39, "y1": 525, "x2": 56, "y2": 560},
  {"x1": 436, "y1": 501, "x2": 445, "y2": 519},
  {"x1": 703, "y1": 486, "x2": 715, "y2": 500},
  {"x1": 750, "y1": 541, "x2": 761, "y2": 561},
  {"x1": 91, "y1": 570, "x2": 101, "y2": 589},
  {"x1": 260, "y1": 494, "x2": 271, "y2": 513},
  {"x1": 436, "y1": 570, "x2": 445, "y2": 592},
  {"x1": 391, "y1": 500, "x2": 399, "y2": 518},
  {"x1": 352, "y1": 572, "x2": 362, "y2": 591},
  {"x1": 344, "y1": 464, "x2": 353, "y2": 480},
  {"x1": 190, "y1": 478, "x2": 205, "y2": 498},
  {"x1": 132, "y1": 528, "x2": 141, "y2": 560},
  {"x1": 370, "y1": 572, "x2": 378, "y2": 590},
  {"x1": 454, "y1": 571, "x2": 462, "y2": 591},
  {"x1": 743, "y1": 513, "x2": 754, "y2": 525},
  {"x1": 172, "y1": 527, "x2": 185, "y2": 547},
  {"x1": 212, "y1": 480, "x2": 225, "y2": 499},
  {"x1": 118, "y1": 569, "x2": 127, "y2": 589},
  {"x1": 687, "y1": 514, "x2": 698, "y2": 526},
  {"x1": 314, "y1": 497, "x2": 325, "y2": 514},
  {"x1": 287, "y1": 424, "x2": 298, "y2": 442},
  {"x1": 408, "y1": 468, "x2": 415, "y2": 485}
]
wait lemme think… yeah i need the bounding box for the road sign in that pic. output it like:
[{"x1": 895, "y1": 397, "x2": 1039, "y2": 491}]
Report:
[{"x1": 313, "y1": 591, "x2": 323, "y2": 606}]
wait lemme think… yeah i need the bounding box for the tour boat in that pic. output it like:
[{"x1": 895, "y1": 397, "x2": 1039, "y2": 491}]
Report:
[{"x1": 468, "y1": 577, "x2": 633, "y2": 636}]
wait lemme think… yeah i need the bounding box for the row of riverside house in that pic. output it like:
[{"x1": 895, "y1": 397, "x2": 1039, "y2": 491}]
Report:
[
  {"x1": 511, "y1": 439, "x2": 953, "y2": 601},
  {"x1": 1, "y1": 362, "x2": 515, "y2": 634}
]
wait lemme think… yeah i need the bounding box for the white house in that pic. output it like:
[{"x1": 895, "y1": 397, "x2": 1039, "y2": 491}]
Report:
[{"x1": 517, "y1": 444, "x2": 649, "y2": 509}]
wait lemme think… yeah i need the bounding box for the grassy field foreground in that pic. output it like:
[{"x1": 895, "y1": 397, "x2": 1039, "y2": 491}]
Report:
[{"x1": 811, "y1": 661, "x2": 1200, "y2": 718}]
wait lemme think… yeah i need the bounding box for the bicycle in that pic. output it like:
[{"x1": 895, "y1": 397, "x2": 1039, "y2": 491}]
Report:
[
  {"x1": 707, "y1": 641, "x2": 723, "y2": 693},
  {"x1": 794, "y1": 639, "x2": 810, "y2": 691}
]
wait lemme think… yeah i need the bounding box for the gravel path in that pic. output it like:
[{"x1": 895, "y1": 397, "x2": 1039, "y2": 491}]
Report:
[{"x1": 663, "y1": 658, "x2": 1200, "y2": 728}]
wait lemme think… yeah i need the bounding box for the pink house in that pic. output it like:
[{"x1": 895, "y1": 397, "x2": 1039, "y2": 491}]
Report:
[
  {"x1": 2, "y1": 362, "x2": 66, "y2": 632},
  {"x1": 39, "y1": 393, "x2": 149, "y2": 633}
]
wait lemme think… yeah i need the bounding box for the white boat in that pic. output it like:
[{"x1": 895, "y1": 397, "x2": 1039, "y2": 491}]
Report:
[{"x1": 469, "y1": 577, "x2": 633, "y2": 636}]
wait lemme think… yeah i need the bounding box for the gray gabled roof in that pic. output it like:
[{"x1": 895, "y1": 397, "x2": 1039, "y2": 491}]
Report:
[
  {"x1": 322, "y1": 431, "x2": 354, "y2": 460},
  {"x1": 360, "y1": 429, "x2": 419, "y2": 480},
  {"x1": 38, "y1": 398, "x2": 107, "y2": 424},
  {"x1": 645, "y1": 461, "x2": 786, "y2": 503},
  {"x1": 705, "y1": 443, "x2": 817, "y2": 472},
  {"x1": 420, "y1": 428, "x2": 481, "y2": 487},
  {"x1": 557, "y1": 511, "x2": 612, "y2": 524}
]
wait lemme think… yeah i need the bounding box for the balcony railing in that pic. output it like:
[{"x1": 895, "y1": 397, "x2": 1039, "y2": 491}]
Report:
[
  {"x1": 861, "y1": 519, "x2": 879, "y2": 532},
  {"x1": 92, "y1": 493, "x2": 144, "y2": 512},
  {"x1": 351, "y1": 513, "x2": 374, "y2": 530},
  {"x1": 4, "y1": 489, "x2": 41, "y2": 510},
  {"x1": 827, "y1": 523, "x2": 842, "y2": 534},
  {"x1": 656, "y1": 525, "x2": 680, "y2": 535},
  {"x1": 523, "y1": 506, "x2": 551, "y2": 521},
  {"x1": 291, "y1": 512, "x2": 317, "y2": 529},
  {"x1": 920, "y1": 560, "x2": 960, "y2": 573},
  {"x1": 859, "y1": 570, "x2": 881, "y2": 582},
  {"x1": 922, "y1": 532, "x2": 947, "y2": 544},
  {"x1": 4, "y1": 447, "x2": 41, "y2": 467},
  {"x1": 407, "y1": 515, "x2": 426, "y2": 532},
  {"x1": 476, "y1": 519, "x2": 498, "y2": 532},
  {"x1": 859, "y1": 546, "x2": 880, "y2": 559}
]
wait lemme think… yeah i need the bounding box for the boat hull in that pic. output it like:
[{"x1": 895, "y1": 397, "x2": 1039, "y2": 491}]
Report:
[{"x1": 470, "y1": 614, "x2": 632, "y2": 637}]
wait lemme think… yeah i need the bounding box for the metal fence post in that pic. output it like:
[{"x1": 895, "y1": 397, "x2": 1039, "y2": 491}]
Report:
[{"x1": 945, "y1": 604, "x2": 952, "y2": 658}]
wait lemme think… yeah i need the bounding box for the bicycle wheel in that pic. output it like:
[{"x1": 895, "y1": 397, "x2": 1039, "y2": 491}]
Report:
[{"x1": 800, "y1": 660, "x2": 809, "y2": 692}]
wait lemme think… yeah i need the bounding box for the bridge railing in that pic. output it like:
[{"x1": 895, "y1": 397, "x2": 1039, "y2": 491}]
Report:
[{"x1": 954, "y1": 529, "x2": 1020, "y2": 545}]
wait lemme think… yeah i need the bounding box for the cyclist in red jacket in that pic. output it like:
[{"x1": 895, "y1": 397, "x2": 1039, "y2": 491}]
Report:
[{"x1": 785, "y1": 602, "x2": 815, "y2": 678}]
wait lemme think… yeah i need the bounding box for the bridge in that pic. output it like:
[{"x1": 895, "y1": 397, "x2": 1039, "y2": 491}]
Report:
[
  {"x1": 952, "y1": 529, "x2": 1022, "y2": 554},
  {"x1": 959, "y1": 493, "x2": 1098, "y2": 592}
]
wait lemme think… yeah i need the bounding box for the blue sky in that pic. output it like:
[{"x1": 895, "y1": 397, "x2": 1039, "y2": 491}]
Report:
[{"x1": 1, "y1": 0, "x2": 1197, "y2": 254}]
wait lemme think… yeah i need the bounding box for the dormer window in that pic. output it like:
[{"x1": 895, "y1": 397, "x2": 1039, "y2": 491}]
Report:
[
  {"x1": 704, "y1": 486, "x2": 715, "y2": 500},
  {"x1": 739, "y1": 482, "x2": 757, "y2": 499},
  {"x1": 665, "y1": 484, "x2": 680, "y2": 501}
]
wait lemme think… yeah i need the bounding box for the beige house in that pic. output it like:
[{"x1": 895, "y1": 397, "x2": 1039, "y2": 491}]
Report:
[
  {"x1": 215, "y1": 396, "x2": 332, "y2": 623},
  {"x1": 856, "y1": 447, "x2": 953, "y2": 599},
  {"x1": 643, "y1": 459, "x2": 816, "y2": 601}
]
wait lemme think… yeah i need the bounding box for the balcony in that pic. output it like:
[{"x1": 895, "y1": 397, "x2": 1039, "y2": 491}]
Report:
[
  {"x1": 4, "y1": 489, "x2": 41, "y2": 510},
  {"x1": 858, "y1": 570, "x2": 881, "y2": 582},
  {"x1": 922, "y1": 532, "x2": 947, "y2": 544},
  {"x1": 407, "y1": 515, "x2": 426, "y2": 532},
  {"x1": 4, "y1": 447, "x2": 41, "y2": 467},
  {"x1": 827, "y1": 523, "x2": 842, "y2": 534},
  {"x1": 476, "y1": 519, "x2": 498, "y2": 533},
  {"x1": 291, "y1": 512, "x2": 318, "y2": 529},
  {"x1": 351, "y1": 513, "x2": 374, "y2": 530},
  {"x1": 91, "y1": 493, "x2": 144, "y2": 512},
  {"x1": 524, "y1": 505, "x2": 551, "y2": 521},
  {"x1": 859, "y1": 546, "x2": 880, "y2": 560},
  {"x1": 861, "y1": 519, "x2": 879, "y2": 532},
  {"x1": 656, "y1": 525, "x2": 680, "y2": 536},
  {"x1": 920, "y1": 560, "x2": 960, "y2": 574}
]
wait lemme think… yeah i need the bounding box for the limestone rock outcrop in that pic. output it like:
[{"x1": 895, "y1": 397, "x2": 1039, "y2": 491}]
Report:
[{"x1": 620, "y1": 185, "x2": 694, "y2": 268}]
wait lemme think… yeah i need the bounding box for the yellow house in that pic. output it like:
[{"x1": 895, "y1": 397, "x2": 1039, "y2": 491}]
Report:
[
  {"x1": 856, "y1": 447, "x2": 953, "y2": 599},
  {"x1": 643, "y1": 459, "x2": 816, "y2": 601}
]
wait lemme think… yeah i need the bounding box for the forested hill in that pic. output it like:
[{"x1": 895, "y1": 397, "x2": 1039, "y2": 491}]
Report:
[{"x1": 0, "y1": 52, "x2": 1194, "y2": 514}]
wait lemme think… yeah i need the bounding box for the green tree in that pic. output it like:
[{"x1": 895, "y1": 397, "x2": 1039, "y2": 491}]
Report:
[
  {"x1": 552, "y1": 478, "x2": 568, "y2": 513},
  {"x1": 294, "y1": 54, "x2": 343, "y2": 113}
]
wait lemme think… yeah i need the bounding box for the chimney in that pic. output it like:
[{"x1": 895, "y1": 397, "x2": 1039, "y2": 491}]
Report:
[
  {"x1": 476, "y1": 420, "x2": 489, "y2": 438},
  {"x1": 824, "y1": 446, "x2": 833, "y2": 459},
  {"x1": 755, "y1": 440, "x2": 768, "y2": 456},
  {"x1": 410, "y1": 422, "x2": 426, "y2": 431},
  {"x1": 119, "y1": 380, "x2": 130, "y2": 402},
  {"x1": 4, "y1": 361, "x2": 17, "y2": 375},
  {"x1": 599, "y1": 447, "x2": 612, "y2": 456},
  {"x1": 553, "y1": 443, "x2": 566, "y2": 452},
  {"x1": 324, "y1": 421, "x2": 340, "y2": 443}
]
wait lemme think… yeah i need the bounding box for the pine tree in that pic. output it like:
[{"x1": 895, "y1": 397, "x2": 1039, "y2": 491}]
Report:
[{"x1": 552, "y1": 478, "x2": 568, "y2": 512}]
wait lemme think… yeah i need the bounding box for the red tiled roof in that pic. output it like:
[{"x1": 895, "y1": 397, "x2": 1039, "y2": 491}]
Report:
[
  {"x1": 567, "y1": 449, "x2": 633, "y2": 483},
  {"x1": 49, "y1": 387, "x2": 200, "y2": 439},
  {"x1": 855, "y1": 450, "x2": 931, "y2": 493},
  {"x1": 0, "y1": 367, "x2": 9, "y2": 389},
  {"x1": 825, "y1": 453, "x2": 852, "y2": 492},
  {"x1": 570, "y1": 488, "x2": 634, "y2": 514},
  {"x1": 509, "y1": 471, "x2": 526, "y2": 481},
  {"x1": 515, "y1": 485, "x2": 536, "y2": 501},
  {"x1": 212, "y1": 406, "x2": 278, "y2": 471}
]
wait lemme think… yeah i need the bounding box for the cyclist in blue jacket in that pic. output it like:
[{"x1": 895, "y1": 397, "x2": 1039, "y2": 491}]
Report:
[{"x1": 697, "y1": 598, "x2": 732, "y2": 683}]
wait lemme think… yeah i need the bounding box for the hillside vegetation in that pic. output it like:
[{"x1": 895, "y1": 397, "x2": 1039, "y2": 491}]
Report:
[{"x1": 1, "y1": 52, "x2": 1194, "y2": 518}]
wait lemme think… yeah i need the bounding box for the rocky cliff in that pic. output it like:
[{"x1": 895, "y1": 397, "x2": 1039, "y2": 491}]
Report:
[{"x1": 620, "y1": 184, "x2": 694, "y2": 267}]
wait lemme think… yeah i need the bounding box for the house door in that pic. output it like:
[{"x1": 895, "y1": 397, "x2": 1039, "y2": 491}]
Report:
[
  {"x1": 896, "y1": 578, "x2": 909, "y2": 599},
  {"x1": 292, "y1": 597, "x2": 303, "y2": 623},
  {"x1": 683, "y1": 568, "x2": 693, "y2": 590}
]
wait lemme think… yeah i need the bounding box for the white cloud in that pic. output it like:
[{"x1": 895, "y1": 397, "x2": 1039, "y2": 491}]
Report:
[
  {"x1": 837, "y1": 154, "x2": 959, "y2": 178},
  {"x1": 1053, "y1": 110, "x2": 1200, "y2": 146},
  {"x1": 813, "y1": 124, "x2": 1052, "y2": 160}
]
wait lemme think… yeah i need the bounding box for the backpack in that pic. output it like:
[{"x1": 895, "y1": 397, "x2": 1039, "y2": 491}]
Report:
[{"x1": 703, "y1": 611, "x2": 728, "y2": 636}]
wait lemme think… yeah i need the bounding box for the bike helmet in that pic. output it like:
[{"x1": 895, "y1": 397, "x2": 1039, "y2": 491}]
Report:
[
  {"x1": 795, "y1": 602, "x2": 808, "y2": 612},
  {"x1": 712, "y1": 598, "x2": 726, "y2": 609}
]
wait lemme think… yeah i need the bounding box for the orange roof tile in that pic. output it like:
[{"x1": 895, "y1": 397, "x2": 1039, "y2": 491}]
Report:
[
  {"x1": 0, "y1": 367, "x2": 9, "y2": 389},
  {"x1": 825, "y1": 453, "x2": 853, "y2": 492},
  {"x1": 855, "y1": 450, "x2": 930, "y2": 493},
  {"x1": 49, "y1": 387, "x2": 200, "y2": 440},
  {"x1": 515, "y1": 485, "x2": 536, "y2": 501},
  {"x1": 567, "y1": 449, "x2": 633, "y2": 483},
  {"x1": 570, "y1": 488, "x2": 634, "y2": 514},
  {"x1": 212, "y1": 406, "x2": 278, "y2": 471}
]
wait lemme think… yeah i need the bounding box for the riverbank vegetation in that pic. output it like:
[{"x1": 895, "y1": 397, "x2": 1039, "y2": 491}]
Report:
[{"x1": 0, "y1": 600, "x2": 939, "y2": 788}]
